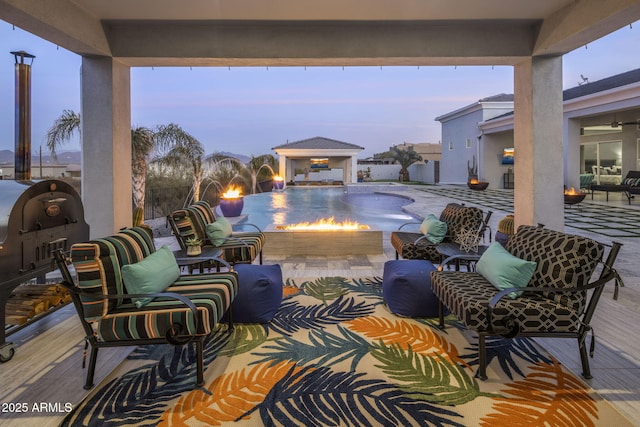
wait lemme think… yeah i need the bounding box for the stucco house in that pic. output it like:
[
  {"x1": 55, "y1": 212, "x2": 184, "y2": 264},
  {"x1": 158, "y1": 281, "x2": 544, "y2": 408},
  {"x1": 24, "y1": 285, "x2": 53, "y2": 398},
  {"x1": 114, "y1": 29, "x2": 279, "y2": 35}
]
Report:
[{"x1": 437, "y1": 69, "x2": 640, "y2": 190}]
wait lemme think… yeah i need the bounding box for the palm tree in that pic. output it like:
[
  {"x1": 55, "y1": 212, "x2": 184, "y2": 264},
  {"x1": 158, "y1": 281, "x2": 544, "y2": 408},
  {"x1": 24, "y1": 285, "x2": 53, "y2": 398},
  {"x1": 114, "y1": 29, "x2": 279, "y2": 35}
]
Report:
[
  {"x1": 390, "y1": 146, "x2": 423, "y2": 182},
  {"x1": 46, "y1": 110, "x2": 158, "y2": 211},
  {"x1": 46, "y1": 109, "x2": 80, "y2": 161},
  {"x1": 245, "y1": 154, "x2": 278, "y2": 194},
  {"x1": 154, "y1": 123, "x2": 205, "y2": 203},
  {"x1": 131, "y1": 127, "x2": 155, "y2": 209}
]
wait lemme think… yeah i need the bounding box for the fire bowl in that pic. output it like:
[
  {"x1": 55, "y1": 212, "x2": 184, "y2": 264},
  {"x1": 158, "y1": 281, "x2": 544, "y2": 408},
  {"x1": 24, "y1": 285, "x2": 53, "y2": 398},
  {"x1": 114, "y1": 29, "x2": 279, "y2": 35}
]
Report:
[
  {"x1": 468, "y1": 182, "x2": 489, "y2": 191},
  {"x1": 564, "y1": 193, "x2": 586, "y2": 205},
  {"x1": 219, "y1": 197, "x2": 244, "y2": 217}
]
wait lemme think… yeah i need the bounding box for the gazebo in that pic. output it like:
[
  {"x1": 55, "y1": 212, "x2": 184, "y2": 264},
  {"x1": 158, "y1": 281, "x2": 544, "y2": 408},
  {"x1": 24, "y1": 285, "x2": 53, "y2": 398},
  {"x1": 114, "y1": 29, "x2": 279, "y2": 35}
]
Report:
[{"x1": 272, "y1": 137, "x2": 364, "y2": 184}]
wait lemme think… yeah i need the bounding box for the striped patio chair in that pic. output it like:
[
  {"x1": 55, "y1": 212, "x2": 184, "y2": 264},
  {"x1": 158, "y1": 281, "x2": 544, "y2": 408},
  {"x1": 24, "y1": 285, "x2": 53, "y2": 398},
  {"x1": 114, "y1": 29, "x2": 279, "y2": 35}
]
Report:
[
  {"x1": 53, "y1": 226, "x2": 238, "y2": 389},
  {"x1": 169, "y1": 200, "x2": 265, "y2": 265}
]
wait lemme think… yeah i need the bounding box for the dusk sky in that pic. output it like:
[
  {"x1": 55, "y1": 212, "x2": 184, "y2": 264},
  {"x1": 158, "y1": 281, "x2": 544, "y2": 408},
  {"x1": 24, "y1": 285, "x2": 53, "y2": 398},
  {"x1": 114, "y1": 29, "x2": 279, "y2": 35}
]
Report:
[{"x1": 1, "y1": 19, "x2": 638, "y2": 158}]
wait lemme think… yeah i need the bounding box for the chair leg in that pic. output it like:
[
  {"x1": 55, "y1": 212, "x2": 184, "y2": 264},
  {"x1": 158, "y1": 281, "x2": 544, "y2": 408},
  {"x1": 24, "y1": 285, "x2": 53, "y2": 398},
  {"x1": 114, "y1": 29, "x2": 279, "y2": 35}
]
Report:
[
  {"x1": 195, "y1": 339, "x2": 204, "y2": 387},
  {"x1": 227, "y1": 305, "x2": 234, "y2": 332},
  {"x1": 84, "y1": 346, "x2": 99, "y2": 390},
  {"x1": 438, "y1": 301, "x2": 445, "y2": 328},
  {"x1": 259, "y1": 250, "x2": 263, "y2": 265},
  {"x1": 477, "y1": 333, "x2": 488, "y2": 380},
  {"x1": 395, "y1": 252, "x2": 399, "y2": 260},
  {"x1": 578, "y1": 338, "x2": 593, "y2": 379}
]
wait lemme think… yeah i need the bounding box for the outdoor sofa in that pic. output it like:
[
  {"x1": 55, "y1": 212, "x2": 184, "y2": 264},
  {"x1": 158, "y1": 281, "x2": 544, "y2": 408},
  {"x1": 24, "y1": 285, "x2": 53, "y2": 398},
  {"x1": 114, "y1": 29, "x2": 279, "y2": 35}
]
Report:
[
  {"x1": 390, "y1": 202, "x2": 492, "y2": 262},
  {"x1": 431, "y1": 224, "x2": 623, "y2": 380}
]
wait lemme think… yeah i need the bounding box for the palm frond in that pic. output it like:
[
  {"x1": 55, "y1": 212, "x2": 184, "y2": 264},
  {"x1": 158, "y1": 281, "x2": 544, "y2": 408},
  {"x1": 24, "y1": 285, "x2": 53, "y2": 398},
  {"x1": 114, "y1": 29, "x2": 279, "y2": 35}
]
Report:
[
  {"x1": 252, "y1": 325, "x2": 371, "y2": 372},
  {"x1": 480, "y1": 359, "x2": 598, "y2": 427},
  {"x1": 46, "y1": 109, "x2": 80, "y2": 160},
  {"x1": 253, "y1": 365, "x2": 466, "y2": 427},
  {"x1": 303, "y1": 277, "x2": 350, "y2": 304},
  {"x1": 267, "y1": 295, "x2": 375, "y2": 336},
  {"x1": 346, "y1": 316, "x2": 468, "y2": 367},
  {"x1": 370, "y1": 341, "x2": 499, "y2": 406},
  {"x1": 219, "y1": 324, "x2": 270, "y2": 357}
]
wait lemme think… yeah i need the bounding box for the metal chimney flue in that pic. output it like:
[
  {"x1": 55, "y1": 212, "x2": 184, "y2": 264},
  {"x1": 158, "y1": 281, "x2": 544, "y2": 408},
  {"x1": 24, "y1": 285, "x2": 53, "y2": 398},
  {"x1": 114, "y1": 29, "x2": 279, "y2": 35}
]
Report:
[{"x1": 11, "y1": 50, "x2": 35, "y2": 181}]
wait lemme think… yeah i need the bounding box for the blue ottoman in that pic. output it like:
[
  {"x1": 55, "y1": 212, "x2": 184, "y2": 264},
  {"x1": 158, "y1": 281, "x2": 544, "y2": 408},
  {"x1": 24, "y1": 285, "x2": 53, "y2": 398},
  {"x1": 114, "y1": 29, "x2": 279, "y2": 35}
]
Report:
[
  {"x1": 232, "y1": 264, "x2": 283, "y2": 323},
  {"x1": 382, "y1": 260, "x2": 443, "y2": 318}
]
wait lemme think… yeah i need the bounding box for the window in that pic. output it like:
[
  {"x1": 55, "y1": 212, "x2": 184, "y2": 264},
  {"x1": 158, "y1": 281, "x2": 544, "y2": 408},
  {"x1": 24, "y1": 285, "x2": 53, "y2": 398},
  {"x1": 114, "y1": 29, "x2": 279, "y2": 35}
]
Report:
[
  {"x1": 448, "y1": 141, "x2": 453, "y2": 151},
  {"x1": 466, "y1": 138, "x2": 472, "y2": 149}
]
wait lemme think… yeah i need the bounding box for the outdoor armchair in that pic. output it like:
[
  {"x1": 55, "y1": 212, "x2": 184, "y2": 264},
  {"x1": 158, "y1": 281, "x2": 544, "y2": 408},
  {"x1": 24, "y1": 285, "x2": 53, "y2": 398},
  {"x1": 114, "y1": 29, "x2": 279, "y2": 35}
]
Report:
[{"x1": 390, "y1": 202, "x2": 492, "y2": 262}]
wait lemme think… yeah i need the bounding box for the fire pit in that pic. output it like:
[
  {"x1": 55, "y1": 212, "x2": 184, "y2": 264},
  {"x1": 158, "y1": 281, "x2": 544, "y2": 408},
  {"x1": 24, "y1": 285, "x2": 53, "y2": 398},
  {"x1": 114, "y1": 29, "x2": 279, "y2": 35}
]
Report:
[
  {"x1": 468, "y1": 179, "x2": 489, "y2": 191},
  {"x1": 264, "y1": 217, "x2": 382, "y2": 256},
  {"x1": 219, "y1": 186, "x2": 244, "y2": 217},
  {"x1": 272, "y1": 175, "x2": 285, "y2": 191},
  {"x1": 564, "y1": 187, "x2": 586, "y2": 205}
]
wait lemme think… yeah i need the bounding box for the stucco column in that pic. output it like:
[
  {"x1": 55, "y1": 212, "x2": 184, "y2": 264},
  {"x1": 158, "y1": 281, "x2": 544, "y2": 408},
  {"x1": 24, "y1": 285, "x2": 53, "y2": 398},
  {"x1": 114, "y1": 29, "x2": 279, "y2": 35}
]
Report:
[
  {"x1": 514, "y1": 56, "x2": 564, "y2": 231},
  {"x1": 277, "y1": 155, "x2": 287, "y2": 181},
  {"x1": 81, "y1": 57, "x2": 132, "y2": 238},
  {"x1": 350, "y1": 156, "x2": 358, "y2": 183},
  {"x1": 564, "y1": 117, "x2": 582, "y2": 189}
]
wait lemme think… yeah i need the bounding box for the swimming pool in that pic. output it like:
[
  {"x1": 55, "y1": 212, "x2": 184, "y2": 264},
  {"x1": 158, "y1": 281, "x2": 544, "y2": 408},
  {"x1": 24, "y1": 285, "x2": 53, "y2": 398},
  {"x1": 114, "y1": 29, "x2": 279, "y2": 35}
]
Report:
[{"x1": 240, "y1": 187, "x2": 418, "y2": 231}]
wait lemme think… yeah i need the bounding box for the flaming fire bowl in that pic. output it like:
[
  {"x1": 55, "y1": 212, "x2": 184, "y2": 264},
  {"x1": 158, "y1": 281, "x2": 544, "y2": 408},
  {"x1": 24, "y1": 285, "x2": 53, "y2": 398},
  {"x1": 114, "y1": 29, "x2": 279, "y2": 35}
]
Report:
[
  {"x1": 564, "y1": 193, "x2": 586, "y2": 205},
  {"x1": 468, "y1": 181, "x2": 489, "y2": 191}
]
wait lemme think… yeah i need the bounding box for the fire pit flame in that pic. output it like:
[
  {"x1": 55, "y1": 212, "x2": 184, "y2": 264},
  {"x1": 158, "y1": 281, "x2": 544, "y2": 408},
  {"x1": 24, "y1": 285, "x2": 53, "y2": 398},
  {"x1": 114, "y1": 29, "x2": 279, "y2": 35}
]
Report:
[
  {"x1": 564, "y1": 187, "x2": 580, "y2": 195},
  {"x1": 276, "y1": 217, "x2": 369, "y2": 231},
  {"x1": 222, "y1": 186, "x2": 242, "y2": 199}
]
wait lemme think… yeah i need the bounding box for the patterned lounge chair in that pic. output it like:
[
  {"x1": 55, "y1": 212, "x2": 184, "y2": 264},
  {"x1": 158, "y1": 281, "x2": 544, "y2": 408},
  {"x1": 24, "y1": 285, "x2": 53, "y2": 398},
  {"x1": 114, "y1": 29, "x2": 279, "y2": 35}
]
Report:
[
  {"x1": 169, "y1": 200, "x2": 265, "y2": 265},
  {"x1": 390, "y1": 203, "x2": 492, "y2": 262},
  {"x1": 53, "y1": 226, "x2": 238, "y2": 389},
  {"x1": 431, "y1": 225, "x2": 623, "y2": 380}
]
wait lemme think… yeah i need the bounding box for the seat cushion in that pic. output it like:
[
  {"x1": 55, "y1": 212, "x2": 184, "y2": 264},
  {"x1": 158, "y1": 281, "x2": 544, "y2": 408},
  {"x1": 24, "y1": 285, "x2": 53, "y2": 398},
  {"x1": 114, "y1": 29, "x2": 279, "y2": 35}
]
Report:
[
  {"x1": 390, "y1": 231, "x2": 441, "y2": 262},
  {"x1": 97, "y1": 272, "x2": 238, "y2": 341},
  {"x1": 382, "y1": 260, "x2": 442, "y2": 318},
  {"x1": 232, "y1": 264, "x2": 283, "y2": 323},
  {"x1": 430, "y1": 271, "x2": 582, "y2": 334}
]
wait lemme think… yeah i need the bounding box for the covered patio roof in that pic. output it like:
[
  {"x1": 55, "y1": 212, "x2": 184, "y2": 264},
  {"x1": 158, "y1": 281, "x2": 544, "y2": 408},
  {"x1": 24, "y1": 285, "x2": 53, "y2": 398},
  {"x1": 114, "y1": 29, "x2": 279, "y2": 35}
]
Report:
[{"x1": 2, "y1": 0, "x2": 639, "y2": 237}]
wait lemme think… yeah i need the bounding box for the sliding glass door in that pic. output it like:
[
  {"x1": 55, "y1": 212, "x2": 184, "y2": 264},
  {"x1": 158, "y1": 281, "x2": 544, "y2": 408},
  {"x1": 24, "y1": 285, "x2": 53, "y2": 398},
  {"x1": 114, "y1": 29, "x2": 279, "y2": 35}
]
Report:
[{"x1": 580, "y1": 141, "x2": 622, "y2": 185}]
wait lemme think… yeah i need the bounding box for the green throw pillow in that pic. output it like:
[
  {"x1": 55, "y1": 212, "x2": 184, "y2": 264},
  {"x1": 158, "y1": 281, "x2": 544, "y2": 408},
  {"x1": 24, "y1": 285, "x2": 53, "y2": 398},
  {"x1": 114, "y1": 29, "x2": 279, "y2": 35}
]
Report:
[
  {"x1": 206, "y1": 217, "x2": 233, "y2": 246},
  {"x1": 419, "y1": 214, "x2": 448, "y2": 244},
  {"x1": 476, "y1": 242, "x2": 537, "y2": 299},
  {"x1": 121, "y1": 245, "x2": 181, "y2": 308}
]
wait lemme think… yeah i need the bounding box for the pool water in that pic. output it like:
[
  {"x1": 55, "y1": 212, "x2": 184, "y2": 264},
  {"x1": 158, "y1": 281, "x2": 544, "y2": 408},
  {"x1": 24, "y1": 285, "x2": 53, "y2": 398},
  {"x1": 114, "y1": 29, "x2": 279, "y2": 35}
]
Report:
[{"x1": 239, "y1": 187, "x2": 418, "y2": 231}]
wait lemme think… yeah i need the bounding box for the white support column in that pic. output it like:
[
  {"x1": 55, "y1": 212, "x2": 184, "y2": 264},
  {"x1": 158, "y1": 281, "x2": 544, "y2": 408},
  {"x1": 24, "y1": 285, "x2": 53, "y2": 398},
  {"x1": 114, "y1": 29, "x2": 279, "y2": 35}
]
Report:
[
  {"x1": 564, "y1": 118, "x2": 582, "y2": 190},
  {"x1": 278, "y1": 155, "x2": 287, "y2": 182},
  {"x1": 350, "y1": 155, "x2": 358, "y2": 183},
  {"x1": 514, "y1": 56, "x2": 564, "y2": 231},
  {"x1": 81, "y1": 57, "x2": 132, "y2": 238}
]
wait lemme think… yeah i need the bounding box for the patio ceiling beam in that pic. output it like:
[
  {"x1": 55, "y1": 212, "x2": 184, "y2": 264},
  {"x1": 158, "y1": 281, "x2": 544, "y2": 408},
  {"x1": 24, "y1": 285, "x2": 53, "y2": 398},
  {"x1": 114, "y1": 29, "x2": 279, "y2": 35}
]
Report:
[
  {"x1": 0, "y1": 0, "x2": 111, "y2": 56},
  {"x1": 533, "y1": 0, "x2": 640, "y2": 56},
  {"x1": 103, "y1": 20, "x2": 539, "y2": 67}
]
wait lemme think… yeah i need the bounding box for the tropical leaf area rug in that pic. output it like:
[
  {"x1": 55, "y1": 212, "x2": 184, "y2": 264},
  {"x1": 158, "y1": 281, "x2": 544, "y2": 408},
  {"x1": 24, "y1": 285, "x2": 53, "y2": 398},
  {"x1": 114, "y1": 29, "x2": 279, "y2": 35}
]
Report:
[{"x1": 63, "y1": 276, "x2": 631, "y2": 427}]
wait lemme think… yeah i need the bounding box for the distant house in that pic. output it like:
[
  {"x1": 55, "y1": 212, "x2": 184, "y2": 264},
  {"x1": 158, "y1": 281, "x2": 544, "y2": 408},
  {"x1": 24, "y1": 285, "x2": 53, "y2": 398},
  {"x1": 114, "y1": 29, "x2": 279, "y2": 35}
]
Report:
[
  {"x1": 437, "y1": 69, "x2": 640, "y2": 189},
  {"x1": 272, "y1": 136, "x2": 364, "y2": 184}
]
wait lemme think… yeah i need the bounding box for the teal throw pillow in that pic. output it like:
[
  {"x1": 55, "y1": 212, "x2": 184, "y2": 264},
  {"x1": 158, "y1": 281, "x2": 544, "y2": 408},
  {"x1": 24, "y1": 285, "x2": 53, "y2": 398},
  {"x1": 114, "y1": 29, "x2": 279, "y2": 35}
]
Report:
[
  {"x1": 419, "y1": 214, "x2": 448, "y2": 244},
  {"x1": 476, "y1": 242, "x2": 537, "y2": 299},
  {"x1": 206, "y1": 217, "x2": 233, "y2": 246},
  {"x1": 121, "y1": 245, "x2": 180, "y2": 308}
]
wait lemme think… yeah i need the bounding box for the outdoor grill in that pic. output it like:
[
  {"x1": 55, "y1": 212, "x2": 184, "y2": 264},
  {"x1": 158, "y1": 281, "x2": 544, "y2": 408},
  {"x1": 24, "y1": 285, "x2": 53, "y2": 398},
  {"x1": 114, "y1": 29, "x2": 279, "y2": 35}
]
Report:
[{"x1": 0, "y1": 179, "x2": 89, "y2": 362}]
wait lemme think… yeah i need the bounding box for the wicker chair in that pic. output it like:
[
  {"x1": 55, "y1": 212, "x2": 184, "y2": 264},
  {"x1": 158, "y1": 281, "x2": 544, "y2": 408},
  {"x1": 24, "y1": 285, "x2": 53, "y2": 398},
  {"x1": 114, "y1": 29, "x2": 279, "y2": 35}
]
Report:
[{"x1": 390, "y1": 203, "x2": 492, "y2": 262}]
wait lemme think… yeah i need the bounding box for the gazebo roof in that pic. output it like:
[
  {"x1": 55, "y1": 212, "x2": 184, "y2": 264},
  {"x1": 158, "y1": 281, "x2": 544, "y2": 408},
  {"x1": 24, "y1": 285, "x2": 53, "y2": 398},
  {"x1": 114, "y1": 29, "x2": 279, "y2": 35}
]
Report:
[{"x1": 272, "y1": 137, "x2": 364, "y2": 151}]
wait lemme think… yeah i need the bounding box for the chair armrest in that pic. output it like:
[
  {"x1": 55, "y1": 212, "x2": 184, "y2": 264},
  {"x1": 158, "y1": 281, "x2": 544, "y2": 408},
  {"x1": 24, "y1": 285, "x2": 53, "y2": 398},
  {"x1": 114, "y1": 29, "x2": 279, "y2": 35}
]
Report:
[
  {"x1": 486, "y1": 269, "x2": 619, "y2": 338},
  {"x1": 232, "y1": 222, "x2": 262, "y2": 232},
  {"x1": 397, "y1": 221, "x2": 422, "y2": 231}
]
